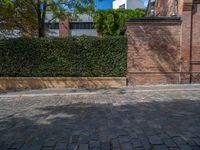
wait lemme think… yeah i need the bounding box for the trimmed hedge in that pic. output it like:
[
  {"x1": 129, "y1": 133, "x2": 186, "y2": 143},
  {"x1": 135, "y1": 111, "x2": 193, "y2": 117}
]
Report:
[{"x1": 0, "y1": 36, "x2": 127, "y2": 77}]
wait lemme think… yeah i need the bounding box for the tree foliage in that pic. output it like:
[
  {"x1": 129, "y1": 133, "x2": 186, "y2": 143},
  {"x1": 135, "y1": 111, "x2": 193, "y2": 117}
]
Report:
[
  {"x1": 0, "y1": 0, "x2": 38, "y2": 37},
  {"x1": 0, "y1": 0, "x2": 96, "y2": 37},
  {"x1": 93, "y1": 9, "x2": 145, "y2": 36}
]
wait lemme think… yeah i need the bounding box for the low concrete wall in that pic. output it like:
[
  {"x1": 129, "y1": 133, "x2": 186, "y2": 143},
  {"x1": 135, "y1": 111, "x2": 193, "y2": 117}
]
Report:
[{"x1": 0, "y1": 77, "x2": 126, "y2": 90}]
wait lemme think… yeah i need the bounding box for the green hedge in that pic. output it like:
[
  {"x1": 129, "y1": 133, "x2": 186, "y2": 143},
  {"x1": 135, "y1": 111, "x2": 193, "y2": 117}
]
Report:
[{"x1": 0, "y1": 36, "x2": 127, "y2": 77}]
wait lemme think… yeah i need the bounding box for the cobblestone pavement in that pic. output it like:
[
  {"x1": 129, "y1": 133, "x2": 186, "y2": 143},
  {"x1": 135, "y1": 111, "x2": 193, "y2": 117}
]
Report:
[{"x1": 0, "y1": 86, "x2": 200, "y2": 150}]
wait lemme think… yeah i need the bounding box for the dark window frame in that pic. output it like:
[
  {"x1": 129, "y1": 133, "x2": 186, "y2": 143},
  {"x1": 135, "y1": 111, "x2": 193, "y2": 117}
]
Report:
[
  {"x1": 69, "y1": 22, "x2": 94, "y2": 29},
  {"x1": 45, "y1": 23, "x2": 59, "y2": 29},
  {"x1": 119, "y1": 4, "x2": 125, "y2": 8}
]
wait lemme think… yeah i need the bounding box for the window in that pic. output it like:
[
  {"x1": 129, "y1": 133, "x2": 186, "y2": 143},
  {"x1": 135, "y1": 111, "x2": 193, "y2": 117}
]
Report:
[
  {"x1": 45, "y1": 23, "x2": 59, "y2": 29},
  {"x1": 119, "y1": 4, "x2": 125, "y2": 9},
  {"x1": 69, "y1": 22, "x2": 94, "y2": 29}
]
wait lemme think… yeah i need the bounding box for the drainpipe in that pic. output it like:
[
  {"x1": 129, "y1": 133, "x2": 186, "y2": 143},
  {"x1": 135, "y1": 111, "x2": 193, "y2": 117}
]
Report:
[
  {"x1": 189, "y1": 0, "x2": 194, "y2": 83},
  {"x1": 150, "y1": 0, "x2": 155, "y2": 16},
  {"x1": 172, "y1": 0, "x2": 176, "y2": 16}
]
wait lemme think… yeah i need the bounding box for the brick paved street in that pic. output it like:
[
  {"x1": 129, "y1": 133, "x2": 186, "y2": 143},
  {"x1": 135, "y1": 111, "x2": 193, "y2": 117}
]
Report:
[{"x1": 0, "y1": 85, "x2": 200, "y2": 150}]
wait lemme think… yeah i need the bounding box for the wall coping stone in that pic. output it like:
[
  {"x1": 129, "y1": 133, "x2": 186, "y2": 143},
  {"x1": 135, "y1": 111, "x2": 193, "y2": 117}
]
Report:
[
  {"x1": 126, "y1": 16, "x2": 182, "y2": 23},
  {"x1": 0, "y1": 77, "x2": 127, "y2": 90}
]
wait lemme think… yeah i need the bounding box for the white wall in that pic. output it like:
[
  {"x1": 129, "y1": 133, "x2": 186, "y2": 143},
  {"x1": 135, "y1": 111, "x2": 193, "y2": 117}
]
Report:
[
  {"x1": 0, "y1": 30, "x2": 21, "y2": 38},
  {"x1": 113, "y1": 0, "x2": 127, "y2": 9},
  {"x1": 113, "y1": 0, "x2": 145, "y2": 9},
  {"x1": 70, "y1": 29, "x2": 97, "y2": 36},
  {"x1": 46, "y1": 29, "x2": 59, "y2": 37}
]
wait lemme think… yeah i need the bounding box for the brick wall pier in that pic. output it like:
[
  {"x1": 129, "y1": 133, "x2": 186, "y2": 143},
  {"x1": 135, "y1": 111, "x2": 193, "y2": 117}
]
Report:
[{"x1": 126, "y1": 17, "x2": 183, "y2": 85}]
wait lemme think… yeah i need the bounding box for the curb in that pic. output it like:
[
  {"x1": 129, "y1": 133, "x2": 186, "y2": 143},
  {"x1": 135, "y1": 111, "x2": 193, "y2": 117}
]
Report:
[{"x1": 0, "y1": 86, "x2": 200, "y2": 98}]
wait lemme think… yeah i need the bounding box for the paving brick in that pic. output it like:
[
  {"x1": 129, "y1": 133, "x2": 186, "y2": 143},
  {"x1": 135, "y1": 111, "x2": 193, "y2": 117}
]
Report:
[
  {"x1": 140, "y1": 139, "x2": 151, "y2": 150},
  {"x1": 90, "y1": 147, "x2": 100, "y2": 150},
  {"x1": 0, "y1": 144, "x2": 13, "y2": 150},
  {"x1": 135, "y1": 148, "x2": 145, "y2": 150},
  {"x1": 169, "y1": 148, "x2": 180, "y2": 150},
  {"x1": 193, "y1": 138, "x2": 200, "y2": 146},
  {"x1": 153, "y1": 145, "x2": 168, "y2": 150},
  {"x1": 131, "y1": 139, "x2": 143, "y2": 148},
  {"x1": 89, "y1": 141, "x2": 100, "y2": 148},
  {"x1": 20, "y1": 143, "x2": 31, "y2": 150},
  {"x1": 43, "y1": 139, "x2": 56, "y2": 147},
  {"x1": 192, "y1": 146, "x2": 200, "y2": 150},
  {"x1": 68, "y1": 144, "x2": 78, "y2": 150},
  {"x1": 9, "y1": 141, "x2": 24, "y2": 149},
  {"x1": 118, "y1": 136, "x2": 130, "y2": 144},
  {"x1": 111, "y1": 139, "x2": 120, "y2": 148},
  {"x1": 112, "y1": 147, "x2": 121, "y2": 150},
  {"x1": 163, "y1": 138, "x2": 177, "y2": 148},
  {"x1": 27, "y1": 144, "x2": 42, "y2": 150},
  {"x1": 78, "y1": 144, "x2": 88, "y2": 150},
  {"x1": 148, "y1": 136, "x2": 163, "y2": 145},
  {"x1": 55, "y1": 142, "x2": 67, "y2": 150},
  {"x1": 101, "y1": 142, "x2": 110, "y2": 150},
  {"x1": 159, "y1": 133, "x2": 170, "y2": 139},
  {"x1": 178, "y1": 144, "x2": 192, "y2": 150},
  {"x1": 71, "y1": 135, "x2": 80, "y2": 144},
  {"x1": 121, "y1": 143, "x2": 133, "y2": 150},
  {"x1": 173, "y1": 137, "x2": 187, "y2": 146}
]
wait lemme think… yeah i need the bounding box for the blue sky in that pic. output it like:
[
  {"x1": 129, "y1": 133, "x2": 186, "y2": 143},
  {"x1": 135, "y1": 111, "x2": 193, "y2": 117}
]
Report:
[
  {"x1": 94, "y1": 0, "x2": 113, "y2": 9},
  {"x1": 94, "y1": 0, "x2": 148, "y2": 9}
]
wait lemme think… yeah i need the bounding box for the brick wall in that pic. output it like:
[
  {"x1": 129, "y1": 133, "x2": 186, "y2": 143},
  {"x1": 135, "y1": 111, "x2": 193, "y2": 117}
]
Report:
[
  {"x1": 129, "y1": 0, "x2": 200, "y2": 85},
  {"x1": 126, "y1": 18, "x2": 182, "y2": 85},
  {"x1": 191, "y1": 2, "x2": 200, "y2": 82},
  {"x1": 180, "y1": 0, "x2": 200, "y2": 83},
  {"x1": 180, "y1": 5, "x2": 192, "y2": 83}
]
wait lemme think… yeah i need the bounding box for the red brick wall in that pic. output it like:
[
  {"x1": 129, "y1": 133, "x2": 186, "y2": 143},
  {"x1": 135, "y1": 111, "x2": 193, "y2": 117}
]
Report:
[
  {"x1": 180, "y1": 9, "x2": 192, "y2": 83},
  {"x1": 192, "y1": 4, "x2": 200, "y2": 61},
  {"x1": 191, "y1": 3, "x2": 200, "y2": 82},
  {"x1": 132, "y1": 0, "x2": 200, "y2": 85},
  {"x1": 126, "y1": 19, "x2": 182, "y2": 85}
]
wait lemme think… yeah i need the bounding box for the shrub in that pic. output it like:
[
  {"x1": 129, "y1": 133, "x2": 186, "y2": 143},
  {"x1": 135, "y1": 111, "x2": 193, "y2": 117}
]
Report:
[
  {"x1": 0, "y1": 36, "x2": 127, "y2": 77},
  {"x1": 93, "y1": 8, "x2": 145, "y2": 36}
]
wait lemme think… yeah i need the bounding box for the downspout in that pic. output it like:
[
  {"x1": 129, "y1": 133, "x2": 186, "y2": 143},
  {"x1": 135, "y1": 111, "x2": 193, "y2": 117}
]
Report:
[
  {"x1": 150, "y1": 0, "x2": 155, "y2": 16},
  {"x1": 172, "y1": 0, "x2": 176, "y2": 16},
  {"x1": 172, "y1": 0, "x2": 178, "y2": 16},
  {"x1": 189, "y1": 0, "x2": 194, "y2": 83}
]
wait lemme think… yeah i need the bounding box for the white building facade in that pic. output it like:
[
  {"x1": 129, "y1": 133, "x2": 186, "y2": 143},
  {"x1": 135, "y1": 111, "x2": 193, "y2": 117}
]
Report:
[
  {"x1": 69, "y1": 14, "x2": 97, "y2": 36},
  {"x1": 45, "y1": 13, "x2": 97, "y2": 37},
  {"x1": 113, "y1": 0, "x2": 145, "y2": 9}
]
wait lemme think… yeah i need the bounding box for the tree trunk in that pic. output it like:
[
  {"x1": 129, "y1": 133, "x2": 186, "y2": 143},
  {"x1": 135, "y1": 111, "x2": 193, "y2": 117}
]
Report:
[
  {"x1": 38, "y1": 20, "x2": 45, "y2": 37},
  {"x1": 38, "y1": 23, "x2": 45, "y2": 37},
  {"x1": 37, "y1": 0, "x2": 46, "y2": 37}
]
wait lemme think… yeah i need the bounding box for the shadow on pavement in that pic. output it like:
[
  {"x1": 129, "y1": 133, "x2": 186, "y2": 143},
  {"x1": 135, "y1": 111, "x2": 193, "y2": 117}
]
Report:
[{"x1": 0, "y1": 97, "x2": 200, "y2": 150}]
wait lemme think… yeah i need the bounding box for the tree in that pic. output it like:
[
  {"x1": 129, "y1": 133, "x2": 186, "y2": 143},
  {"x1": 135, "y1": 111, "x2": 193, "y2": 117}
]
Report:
[
  {"x1": 0, "y1": 0, "x2": 96, "y2": 37},
  {"x1": 93, "y1": 9, "x2": 145, "y2": 36},
  {"x1": 0, "y1": 0, "x2": 38, "y2": 37}
]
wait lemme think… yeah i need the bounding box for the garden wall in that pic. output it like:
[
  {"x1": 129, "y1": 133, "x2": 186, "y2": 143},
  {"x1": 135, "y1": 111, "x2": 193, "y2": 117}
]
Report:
[
  {"x1": 0, "y1": 36, "x2": 127, "y2": 89},
  {"x1": 126, "y1": 17, "x2": 183, "y2": 85}
]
